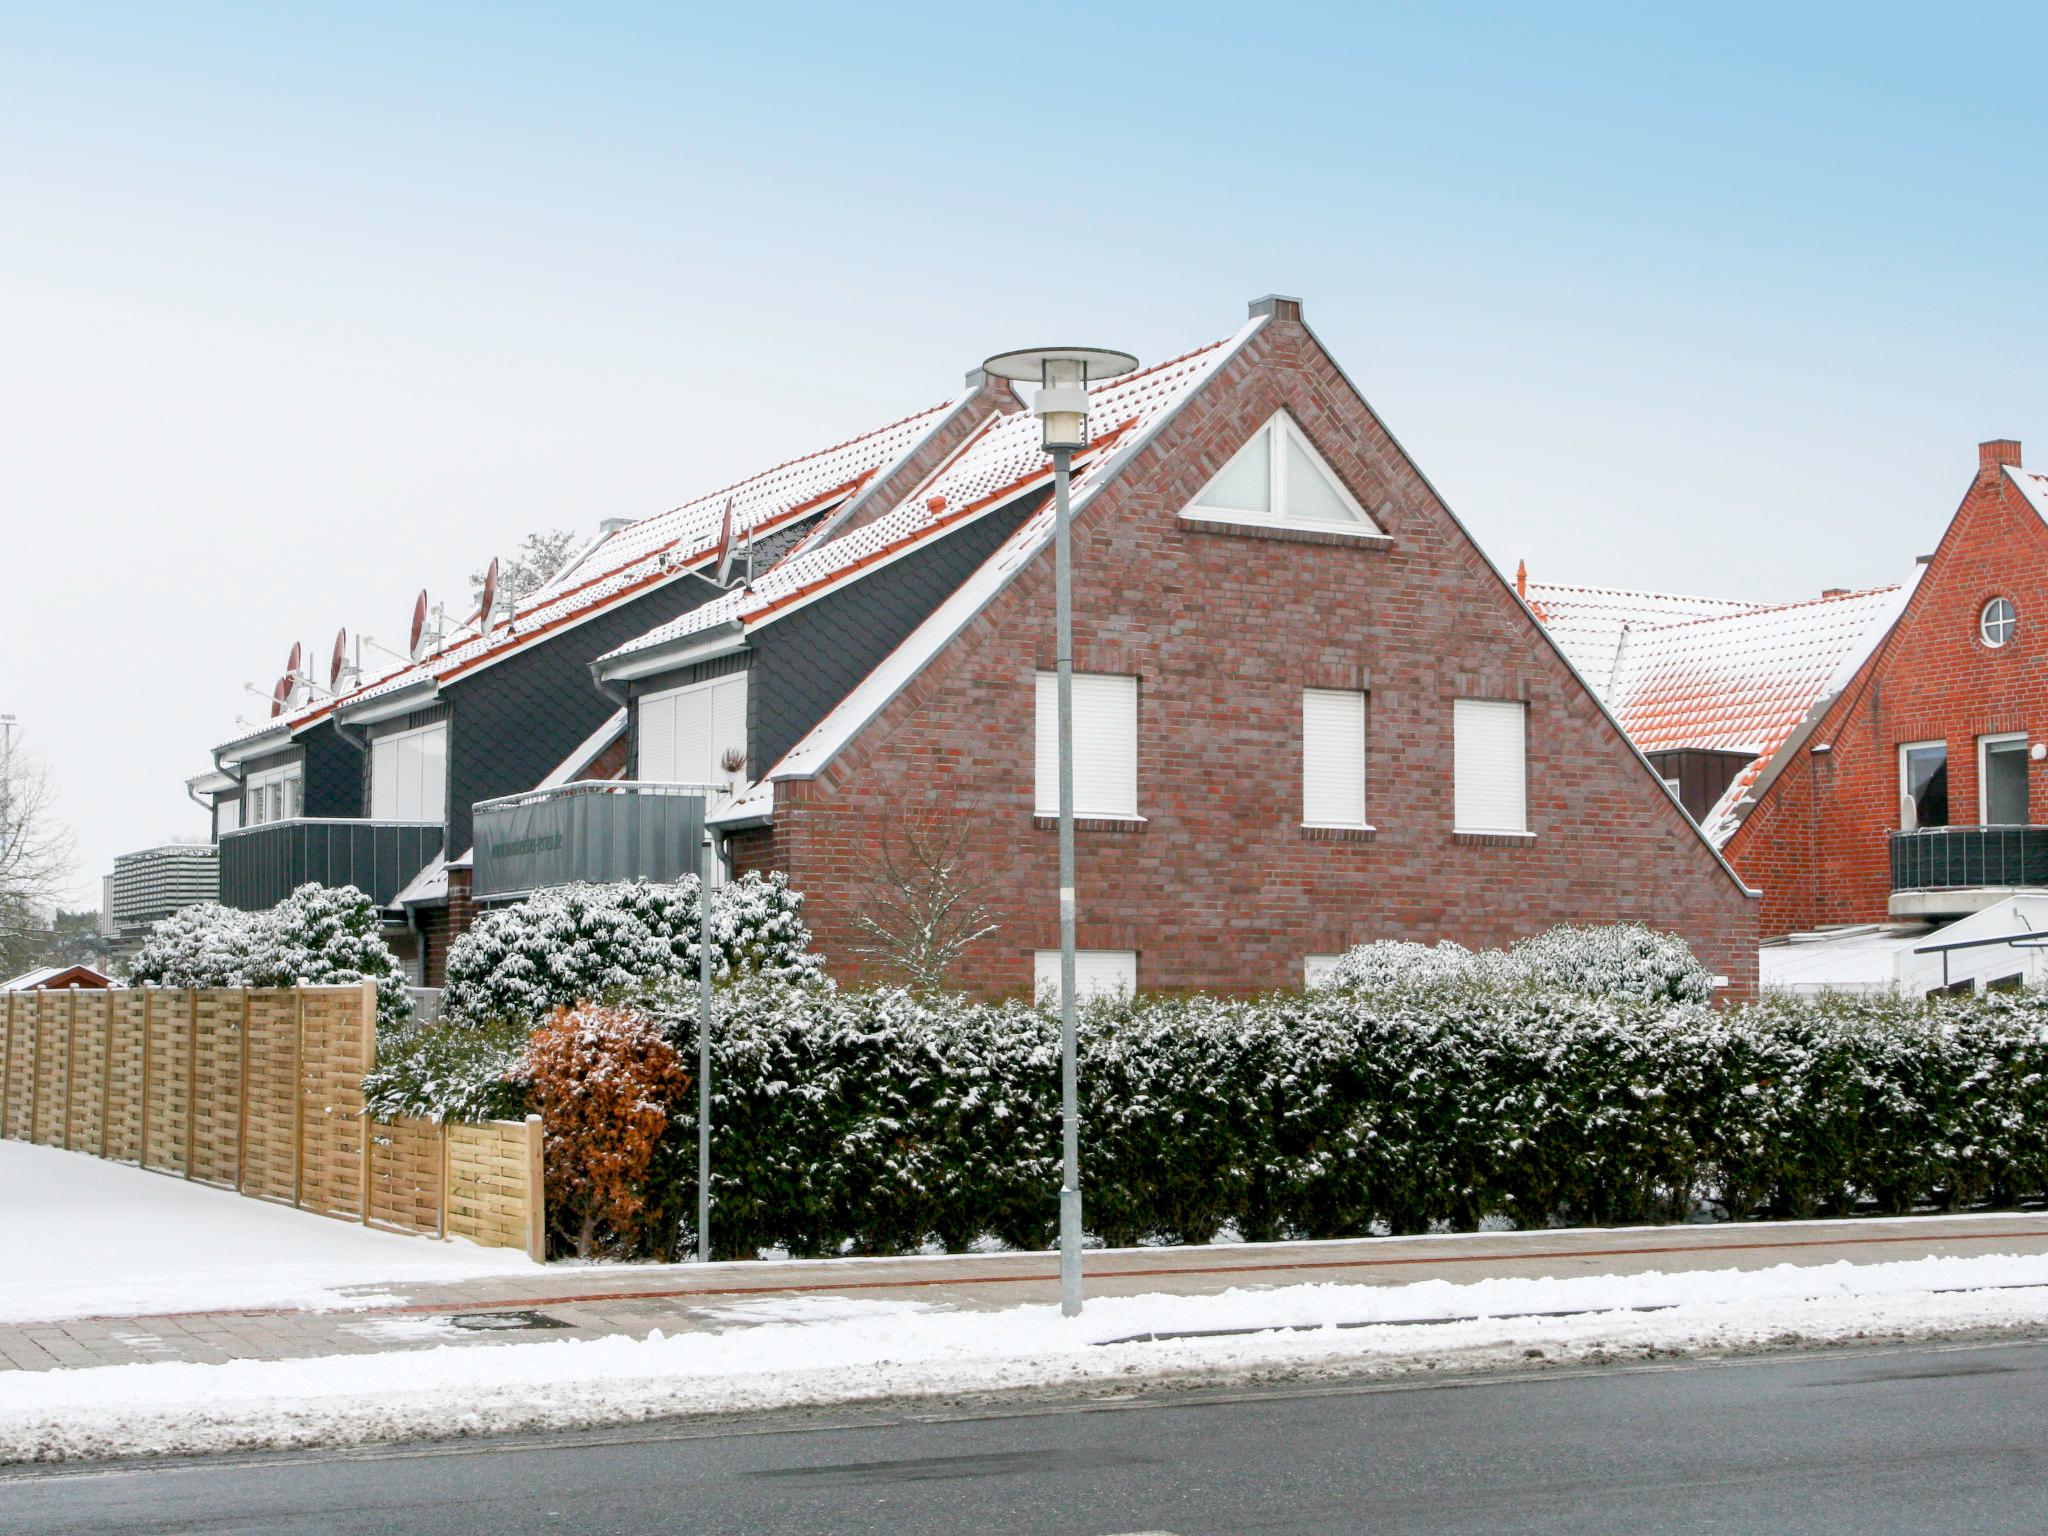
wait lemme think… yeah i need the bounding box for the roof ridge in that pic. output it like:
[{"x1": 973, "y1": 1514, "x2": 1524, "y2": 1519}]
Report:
[
  {"x1": 1524, "y1": 580, "x2": 1764, "y2": 607},
  {"x1": 1631, "y1": 583, "x2": 1904, "y2": 637}
]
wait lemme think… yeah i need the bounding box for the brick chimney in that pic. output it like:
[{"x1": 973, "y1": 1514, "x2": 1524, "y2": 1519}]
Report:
[
  {"x1": 1821, "y1": 587, "x2": 1849, "y2": 599},
  {"x1": 1980, "y1": 439, "x2": 2022, "y2": 473},
  {"x1": 1249, "y1": 294, "x2": 1303, "y2": 322}
]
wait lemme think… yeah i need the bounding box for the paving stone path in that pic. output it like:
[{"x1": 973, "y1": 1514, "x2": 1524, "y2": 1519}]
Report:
[{"x1": 8, "y1": 1212, "x2": 2048, "y2": 1375}]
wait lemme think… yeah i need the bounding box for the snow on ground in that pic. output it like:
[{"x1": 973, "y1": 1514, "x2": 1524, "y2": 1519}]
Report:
[
  {"x1": 0, "y1": 1142, "x2": 537, "y2": 1324},
  {"x1": 7, "y1": 1252, "x2": 2048, "y2": 1463}
]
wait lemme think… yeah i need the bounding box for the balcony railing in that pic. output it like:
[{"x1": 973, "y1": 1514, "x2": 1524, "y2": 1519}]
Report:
[
  {"x1": 1890, "y1": 825, "x2": 2048, "y2": 894},
  {"x1": 218, "y1": 818, "x2": 444, "y2": 912},
  {"x1": 471, "y1": 781, "x2": 721, "y2": 901}
]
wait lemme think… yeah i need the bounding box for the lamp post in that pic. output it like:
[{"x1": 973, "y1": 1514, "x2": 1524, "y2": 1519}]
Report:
[{"x1": 981, "y1": 345, "x2": 1138, "y2": 1317}]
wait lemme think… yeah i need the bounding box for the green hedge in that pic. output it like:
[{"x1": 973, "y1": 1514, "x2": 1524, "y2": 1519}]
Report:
[{"x1": 666, "y1": 982, "x2": 2048, "y2": 1260}]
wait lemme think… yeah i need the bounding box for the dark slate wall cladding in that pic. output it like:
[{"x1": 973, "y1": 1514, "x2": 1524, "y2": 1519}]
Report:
[
  {"x1": 627, "y1": 650, "x2": 753, "y2": 777},
  {"x1": 303, "y1": 725, "x2": 363, "y2": 818},
  {"x1": 442, "y1": 573, "x2": 720, "y2": 856},
  {"x1": 745, "y1": 493, "x2": 1043, "y2": 775}
]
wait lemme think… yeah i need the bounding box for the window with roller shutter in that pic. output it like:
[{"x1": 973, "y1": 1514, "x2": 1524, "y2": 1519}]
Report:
[
  {"x1": 1302, "y1": 688, "x2": 1368, "y2": 827},
  {"x1": 369, "y1": 720, "x2": 448, "y2": 823},
  {"x1": 1034, "y1": 672, "x2": 1138, "y2": 819},
  {"x1": 638, "y1": 671, "x2": 749, "y2": 790},
  {"x1": 1453, "y1": 698, "x2": 1529, "y2": 834}
]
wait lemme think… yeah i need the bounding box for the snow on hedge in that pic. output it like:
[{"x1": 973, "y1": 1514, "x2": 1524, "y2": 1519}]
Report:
[
  {"x1": 439, "y1": 871, "x2": 823, "y2": 1030},
  {"x1": 1317, "y1": 922, "x2": 1713, "y2": 1003},
  {"x1": 126, "y1": 884, "x2": 410, "y2": 1030}
]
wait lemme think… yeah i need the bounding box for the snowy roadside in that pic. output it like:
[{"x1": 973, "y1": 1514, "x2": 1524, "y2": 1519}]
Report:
[
  {"x1": 0, "y1": 1142, "x2": 538, "y2": 1325},
  {"x1": 8, "y1": 1253, "x2": 2048, "y2": 1464}
]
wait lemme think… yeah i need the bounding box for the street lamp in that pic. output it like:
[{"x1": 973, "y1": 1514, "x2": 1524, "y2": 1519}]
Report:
[{"x1": 981, "y1": 345, "x2": 1138, "y2": 1317}]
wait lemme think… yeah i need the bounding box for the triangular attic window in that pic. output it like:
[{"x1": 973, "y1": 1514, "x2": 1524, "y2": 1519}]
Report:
[{"x1": 1188, "y1": 412, "x2": 1381, "y2": 533}]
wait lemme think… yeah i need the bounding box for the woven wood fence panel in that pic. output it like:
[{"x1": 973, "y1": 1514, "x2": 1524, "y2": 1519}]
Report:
[{"x1": 0, "y1": 986, "x2": 543, "y2": 1258}]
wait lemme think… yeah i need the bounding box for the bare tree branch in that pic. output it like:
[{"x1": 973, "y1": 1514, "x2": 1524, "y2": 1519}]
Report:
[
  {"x1": 0, "y1": 732, "x2": 80, "y2": 974},
  {"x1": 851, "y1": 802, "x2": 1000, "y2": 992}
]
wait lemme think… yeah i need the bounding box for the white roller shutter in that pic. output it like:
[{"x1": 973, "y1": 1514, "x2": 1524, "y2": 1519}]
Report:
[
  {"x1": 638, "y1": 672, "x2": 748, "y2": 787},
  {"x1": 1302, "y1": 688, "x2": 1367, "y2": 827},
  {"x1": 371, "y1": 737, "x2": 400, "y2": 820},
  {"x1": 1453, "y1": 698, "x2": 1528, "y2": 834},
  {"x1": 1035, "y1": 672, "x2": 1138, "y2": 818},
  {"x1": 1034, "y1": 949, "x2": 1137, "y2": 1005}
]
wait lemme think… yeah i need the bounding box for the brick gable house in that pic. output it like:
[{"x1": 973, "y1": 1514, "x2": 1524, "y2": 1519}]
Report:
[
  {"x1": 1721, "y1": 440, "x2": 2048, "y2": 937},
  {"x1": 603, "y1": 297, "x2": 1761, "y2": 996}
]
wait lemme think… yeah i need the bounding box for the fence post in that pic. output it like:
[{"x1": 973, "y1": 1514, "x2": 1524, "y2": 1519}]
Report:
[
  {"x1": 358, "y1": 981, "x2": 376, "y2": 1226},
  {"x1": 139, "y1": 989, "x2": 153, "y2": 1167},
  {"x1": 184, "y1": 989, "x2": 198, "y2": 1180},
  {"x1": 291, "y1": 990, "x2": 305, "y2": 1210},
  {"x1": 62, "y1": 989, "x2": 79, "y2": 1150},
  {"x1": 0, "y1": 993, "x2": 12, "y2": 1139},
  {"x1": 99, "y1": 995, "x2": 113, "y2": 1158},
  {"x1": 236, "y1": 988, "x2": 251, "y2": 1193},
  {"x1": 27, "y1": 993, "x2": 42, "y2": 1145},
  {"x1": 437, "y1": 1120, "x2": 450, "y2": 1241},
  {"x1": 524, "y1": 1113, "x2": 546, "y2": 1263}
]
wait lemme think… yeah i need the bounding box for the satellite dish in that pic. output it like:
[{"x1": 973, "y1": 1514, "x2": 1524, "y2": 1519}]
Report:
[
  {"x1": 329, "y1": 628, "x2": 349, "y2": 688},
  {"x1": 269, "y1": 675, "x2": 291, "y2": 717},
  {"x1": 286, "y1": 641, "x2": 303, "y2": 680},
  {"x1": 409, "y1": 590, "x2": 430, "y2": 660},
  {"x1": 479, "y1": 557, "x2": 500, "y2": 634},
  {"x1": 713, "y1": 497, "x2": 737, "y2": 587}
]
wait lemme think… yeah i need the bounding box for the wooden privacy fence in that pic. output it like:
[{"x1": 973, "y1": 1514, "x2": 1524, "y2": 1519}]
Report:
[{"x1": 0, "y1": 982, "x2": 544, "y2": 1261}]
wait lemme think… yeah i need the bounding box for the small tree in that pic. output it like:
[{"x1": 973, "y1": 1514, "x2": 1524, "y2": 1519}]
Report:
[
  {"x1": 521, "y1": 1002, "x2": 691, "y2": 1259},
  {"x1": 471, "y1": 529, "x2": 581, "y2": 609},
  {"x1": 0, "y1": 728, "x2": 78, "y2": 976},
  {"x1": 850, "y1": 805, "x2": 999, "y2": 991}
]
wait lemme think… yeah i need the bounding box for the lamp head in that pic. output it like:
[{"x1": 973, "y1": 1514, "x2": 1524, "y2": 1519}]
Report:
[{"x1": 981, "y1": 346, "x2": 1139, "y2": 451}]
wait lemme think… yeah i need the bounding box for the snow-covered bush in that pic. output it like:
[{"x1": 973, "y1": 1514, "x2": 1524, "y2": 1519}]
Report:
[
  {"x1": 522, "y1": 1003, "x2": 692, "y2": 1259},
  {"x1": 125, "y1": 902, "x2": 256, "y2": 987},
  {"x1": 127, "y1": 884, "x2": 409, "y2": 1029},
  {"x1": 441, "y1": 872, "x2": 823, "y2": 1029},
  {"x1": 362, "y1": 1016, "x2": 532, "y2": 1124},
  {"x1": 1314, "y1": 922, "x2": 1713, "y2": 1004}
]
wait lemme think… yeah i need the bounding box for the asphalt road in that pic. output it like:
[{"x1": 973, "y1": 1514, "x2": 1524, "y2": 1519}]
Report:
[{"x1": 7, "y1": 1338, "x2": 2048, "y2": 1535}]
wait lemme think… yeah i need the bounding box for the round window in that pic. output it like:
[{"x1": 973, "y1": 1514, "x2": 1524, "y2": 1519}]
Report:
[{"x1": 1981, "y1": 597, "x2": 2017, "y2": 648}]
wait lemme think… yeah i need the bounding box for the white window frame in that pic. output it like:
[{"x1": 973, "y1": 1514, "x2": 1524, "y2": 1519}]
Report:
[
  {"x1": 1182, "y1": 410, "x2": 1386, "y2": 536},
  {"x1": 215, "y1": 795, "x2": 242, "y2": 837},
  {"x1": 1898, "y1": 739, "x2": 1948, "y2": 831},
  {"x1": 638, "y1": 671, "x2": 750, "y2": 792},
  {"x1": 1980, "y1": 597, "x2": 2016, "y2": 648},
  {"x1": 1452, "y1": 698, "x2": 1530, "y2": 836},
  {"x1": 1034, "y1": 671, "x2": 1139, "y2": 820},
  {"x1": 1978, "y1": 732, "x2": 2030, "y2": 825},
  {"x1": 1301, "y1": 688, "x2": 1370, "y2": 829},
  {"x1": 242, "y1": 763, "x2": 303, "y2": 827},
  {"x1": 1034, "y1": 949, "x2": 1137, "y2": 1006}
]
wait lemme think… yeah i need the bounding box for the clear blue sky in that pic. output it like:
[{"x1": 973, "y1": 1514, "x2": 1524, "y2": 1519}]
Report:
[{"x1": 5, "y1": 2, "x2": 2045, "y2": 901}]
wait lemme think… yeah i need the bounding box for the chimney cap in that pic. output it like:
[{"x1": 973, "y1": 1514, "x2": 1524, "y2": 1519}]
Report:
[
  {"x1": 1248, "y1": 294, "x2": 1304, "y2": 322},
  {"x1": 1980, "y1": 439, "x2": 2022, "y2": 471},
  {"x1": 1821, "y1": 587, "x2": 1849, "y2": 599}
]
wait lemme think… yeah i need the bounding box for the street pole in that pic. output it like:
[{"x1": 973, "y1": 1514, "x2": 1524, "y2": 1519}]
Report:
[
  {"x1": 697, "y1": 814, "x2": 714, "y2": 1264},
  {"x1": 1053, "y1": 444, "x2": 1083, "y2": 1319}
]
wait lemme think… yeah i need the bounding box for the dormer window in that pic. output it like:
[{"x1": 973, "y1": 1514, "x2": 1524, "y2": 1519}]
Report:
[
  {"x1": 1184, "y1": 411, "x2": 1384, "y2": 535},
  {"x1": 1981, "y1": 597, "x2": 2016, "y2": 648}
]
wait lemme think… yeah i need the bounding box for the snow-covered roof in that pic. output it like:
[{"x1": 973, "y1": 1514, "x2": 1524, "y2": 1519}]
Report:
[
  {"x1": 2, "y1": 965, "x2": 114, "y2": 991},
  {"x1": 1760, "y1": 925, "x2": 1928, "y2": 995},
  {"x1": 215, "y1": 398, "x2": 967, "y2": 756},
  {"x1": 737, "y1": 320, "x2": 1265, "y2": 788},
  {"x1": 2003, "y1": 463, "x2": 2048, "y2": 527},
  {"x1": 599, "y1": 331, "x2": 1252, "y2": 674},
  {"x1": 1522, "y1": 582, "x2": 1765, "y2": 695},
  {"x1": 1527, "y1": 574, "x2": 1909, "y2": 845}
]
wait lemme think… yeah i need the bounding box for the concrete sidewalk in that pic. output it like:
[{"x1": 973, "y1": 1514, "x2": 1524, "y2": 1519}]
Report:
[{"x1": 8, "y1": 1211, "x2": 2048, "y2": 1375}]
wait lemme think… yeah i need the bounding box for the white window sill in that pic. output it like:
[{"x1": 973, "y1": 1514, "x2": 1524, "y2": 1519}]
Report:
[
  {"x1": 1302, "y1": 822, "x2": 1376, "y2": 832},
  {"x1": 1453, "y1": 828, "x2": 1536, "y2": 841},
  {"x1": 1179, "y1": 513, "x2": 1392, "y2": 547},
  {"x1": 1033, "y1": 813, "x2": 1147, "y2": 830}
]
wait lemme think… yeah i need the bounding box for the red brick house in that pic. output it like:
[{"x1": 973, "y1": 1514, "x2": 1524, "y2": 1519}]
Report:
[
  {"x1": 594, "y1": 296, "x2": 1762, "y2": 996},
  {"x1": 1720, "y1": 440, "x2": 2048, "y2": 937}
]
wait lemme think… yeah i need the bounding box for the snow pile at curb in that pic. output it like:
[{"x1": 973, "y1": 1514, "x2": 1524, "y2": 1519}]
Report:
[{"x1": 8, "y1": 1254, "x2": 2048, "y2": 1463}]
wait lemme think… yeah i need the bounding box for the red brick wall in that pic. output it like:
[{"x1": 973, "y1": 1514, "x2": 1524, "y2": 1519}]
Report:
[
  {"x1": 749, "y1": 312, "x2": 1760, "y2": 997},
  {"x1": 1726, "y1": 446, "x2": 2048, "y2": 936},
  {"x1": 417, "y1": 866, "x2": 477, "y2": 989}
]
